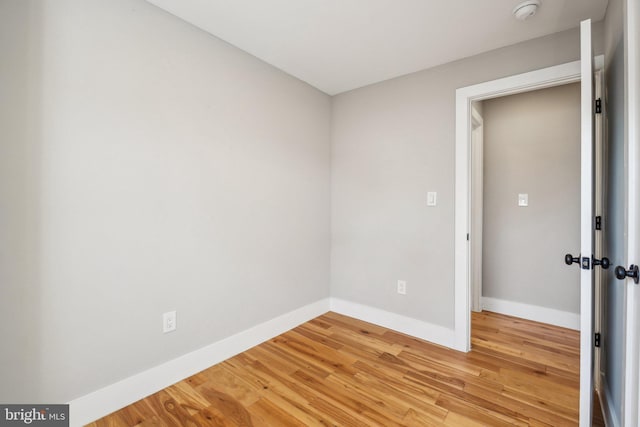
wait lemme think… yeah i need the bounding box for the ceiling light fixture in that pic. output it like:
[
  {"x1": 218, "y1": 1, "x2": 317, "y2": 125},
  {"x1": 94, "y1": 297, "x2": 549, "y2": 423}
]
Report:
[{"x1": 513, "y1": 0, "x2": 541, "y2": 21}]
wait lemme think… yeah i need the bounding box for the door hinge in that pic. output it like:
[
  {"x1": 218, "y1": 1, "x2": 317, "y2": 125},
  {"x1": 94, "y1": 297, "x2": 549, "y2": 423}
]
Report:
[
  {"x1": 594, "y1": 215, "x2": 602, "y2": 230},
  {"x1": 594, "y1": 332, "x2": 601, "y2": 348},
  {"x1": 595, "y1": 98, "x2": 602, "y2": 114},
  {"x1": 581, "y1": 257, "x2": 591, "y2": 270},
  {"x1": 467, "y1": 233, "x2": 469, "y2": 241}
]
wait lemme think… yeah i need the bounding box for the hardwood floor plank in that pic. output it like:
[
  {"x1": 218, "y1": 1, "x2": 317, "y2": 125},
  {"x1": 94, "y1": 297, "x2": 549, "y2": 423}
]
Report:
[
  {"x1": 143, "y1": 390, "x2": 200, "y2": 427},
  {"x1": 307, "y1": 397, "x2": 369, "y2": 427},
  {"x1": 199, "y1": 387, "x2": 261, "y2": 427},
  {"x1": 442, "y1": 411, "x2": 492, "y2": 426},
  {"x1": 290, "y1": 369, "x2": 404, "y2": 426},
  {"x1": 258, "y1": 341, "x2": 332, "y2": 379},
  {"x1": 292, "y1": 324, "x2": 345, "y2": 351},
  {"x1": 263, "y1": 333, "x2": 358, "y2": 378},
  {"x1": 238, "y1": 362, "x2": 336, "y2": 426},
  {"x1": 197, "y1": 365, "x2": 261, "y2": 407},
  {"x1": 350, "y1": 371, "x2": 447, "y2": 423},
  {"x1": 497, "y1": 368, "x2": 579, "y2": 409},
  {"x1": 435, "y1": 393, "x2": 529, "y2": 427},
  {"x1": 352, "y1": 360, "x2": 442, "y2": 404},
  {"x1": 165, "y1": 383, "x2": 210, "y2": 414},
  {"x1": 89, "y1": 311, "x2": 595, "y2": 426},
  {"x1": 501, "y1": 387, "x2": 578, "y2": 425},
  {"x1": 401, "y1": 408, "x2": 443, "y2": 427},
  {"x1": 189, "y1": 405, "x2": 242, "y2": 427},
  {"x1": 102, "y1": 400, "x2": 157, "y2": 427},
  {"x1": 247, "y1": 398, "x2": 306, "y2": 427}
]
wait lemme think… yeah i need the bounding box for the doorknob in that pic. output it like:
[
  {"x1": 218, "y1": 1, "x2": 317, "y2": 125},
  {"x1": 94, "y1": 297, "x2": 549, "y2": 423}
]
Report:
[
  {"x1": 565, "y1": 254, "x2": 610, "y2": 269},
  {"x1": 565, "y1": 254, "x2": 580, "y2": 265},
  {"x1": 593, "y1": 257, "x2": 610, "y2": 269},
  {"x1": 614, "y1": 264, "x2": 640, "y2": 284}
]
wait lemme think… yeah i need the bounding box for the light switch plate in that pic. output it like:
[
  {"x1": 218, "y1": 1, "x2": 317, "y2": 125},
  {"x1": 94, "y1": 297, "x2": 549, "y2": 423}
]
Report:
[
  {"x1": 427, "y1": 192, "x2": 437, "y2": 206},
  {"x1": 397, "y1": 280, "x2": 407, "y2": 295},
  {"x1": 518, "y1": 193, "x2": 528, "y2": 207}
]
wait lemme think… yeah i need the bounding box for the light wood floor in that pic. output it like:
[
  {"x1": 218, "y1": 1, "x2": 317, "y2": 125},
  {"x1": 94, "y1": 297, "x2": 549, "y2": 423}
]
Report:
[{"x1": 89, "y1": 311, "x2": 603, "y2": 426}]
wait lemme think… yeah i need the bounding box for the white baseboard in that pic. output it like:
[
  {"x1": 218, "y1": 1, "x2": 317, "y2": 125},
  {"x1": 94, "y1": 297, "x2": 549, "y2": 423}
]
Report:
[
  {"x1": 600, "y1": 376, "x2": 619, "y2": 427},
  {"x1": 68, "y1": 298, "x2": 331, "y2": 427},
  {"x1": 481, "y1": 297, "x2": 580, "y2": 330},
  {"x1": 329, "y1": 298, "x2": 456, "y2": 349}
]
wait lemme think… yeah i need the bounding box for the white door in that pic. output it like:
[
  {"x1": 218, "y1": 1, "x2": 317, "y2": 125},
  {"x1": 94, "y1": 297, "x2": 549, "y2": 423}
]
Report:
[
  {"x1": 625, "y1": 0, "x2": 640, "y2": 423},
  {"x1": 579, "y1": 18, "x2": 595, "y2": 427}
]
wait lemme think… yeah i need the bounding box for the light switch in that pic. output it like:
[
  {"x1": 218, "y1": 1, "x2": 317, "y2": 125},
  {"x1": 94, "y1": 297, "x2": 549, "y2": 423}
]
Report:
[
  {"x1": 518, "y1": 193, "x2": 528, "y2": 207},
  {"x1": 427, "y1": 192, "x2": 437, "y2": 206}
]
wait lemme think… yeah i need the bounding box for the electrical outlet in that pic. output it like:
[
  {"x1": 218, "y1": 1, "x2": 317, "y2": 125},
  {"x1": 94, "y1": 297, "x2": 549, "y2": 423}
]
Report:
[
  {"x1": 163, "y1": 311, "x2": 177, "y2": 333},
  {"x1": 397, "y1": 280, "x2": 407, "y2": 295}
]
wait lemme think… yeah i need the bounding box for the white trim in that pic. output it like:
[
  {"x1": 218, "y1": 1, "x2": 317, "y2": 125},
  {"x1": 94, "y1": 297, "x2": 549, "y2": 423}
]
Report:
[
  {"x1": 481, "y1": 297, "x2": 580, "y2": 330},
  {"x1": 455, "y1": 60, "x2": 582, "y2": 352},
  {"x1": 329, "y1": 298, "x2": 456, "y2": 349},
  {"x1": 68, "y1": 298, "x2": 331, "y2": 427}
]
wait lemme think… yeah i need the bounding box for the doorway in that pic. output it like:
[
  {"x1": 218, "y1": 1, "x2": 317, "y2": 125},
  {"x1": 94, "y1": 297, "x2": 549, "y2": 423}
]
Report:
[
  {"x1": 469, "y1": 83, "x2": 582, "y2": 328},
  {"x1": 453, "y1": 59, "x2": 600, "y2": 352}
]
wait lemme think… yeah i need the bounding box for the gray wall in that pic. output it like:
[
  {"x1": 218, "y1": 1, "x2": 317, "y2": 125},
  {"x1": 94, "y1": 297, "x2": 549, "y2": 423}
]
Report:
[
  {"x1": 602, "y1": 0, "x2": 625, "y2": 421},
  {"x1": 331, "y1": 24, "x2": 603, "y2": 329},
  {"x1": 482, "y1": 83, "x2": 581, "y2": 313},
  {"x1": 0, "y1": 0, "x2": 331, "y2": 403}
]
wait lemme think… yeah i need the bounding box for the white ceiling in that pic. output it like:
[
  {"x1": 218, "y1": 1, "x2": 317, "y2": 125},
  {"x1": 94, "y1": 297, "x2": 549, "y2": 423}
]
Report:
[{"x1": 145, "y1": 0, "x2": 608, "y2": 95}]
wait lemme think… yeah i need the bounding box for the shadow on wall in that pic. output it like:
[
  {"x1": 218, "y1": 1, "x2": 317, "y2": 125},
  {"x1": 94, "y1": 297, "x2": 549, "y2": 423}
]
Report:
[{"x1": 0, "y1": 0, "x2": 45, "y2": 402}]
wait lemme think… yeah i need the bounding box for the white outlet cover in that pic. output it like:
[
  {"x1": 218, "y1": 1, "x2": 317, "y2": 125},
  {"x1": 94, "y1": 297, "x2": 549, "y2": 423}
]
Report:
[
  {"x1": 163, "y1": 311, "x2": 177, "y2": 333},
  {"x1": 518, "y1": 193, "x2": 529, "y2": 207},
  {"x1": 427, "y1": 192, "x2": 437, "y2": 206}
]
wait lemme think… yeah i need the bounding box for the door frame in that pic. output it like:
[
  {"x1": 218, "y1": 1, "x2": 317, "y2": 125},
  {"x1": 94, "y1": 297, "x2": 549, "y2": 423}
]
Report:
[{"x1": 454, "y1": 56, "x2": 604, "y2": 352}]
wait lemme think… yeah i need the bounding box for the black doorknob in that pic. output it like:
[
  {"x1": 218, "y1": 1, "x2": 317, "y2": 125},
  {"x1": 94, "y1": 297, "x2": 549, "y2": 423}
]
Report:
[
  {"x1": 565, "y1": 254, "x2": 580, "y2": 265},
  {"x1": 593, "y1": 257, "x2": 610, "y2": 269},
  {"x1": 614, "y1": 265, "x2": 640, "y2": 284}
]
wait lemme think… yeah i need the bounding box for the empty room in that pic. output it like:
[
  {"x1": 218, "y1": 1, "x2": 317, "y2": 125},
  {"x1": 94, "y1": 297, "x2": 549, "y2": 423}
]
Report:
[{"x1": 1, "y1": 0, "x2": 640, "y2": 426}]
